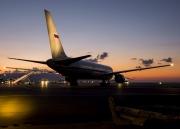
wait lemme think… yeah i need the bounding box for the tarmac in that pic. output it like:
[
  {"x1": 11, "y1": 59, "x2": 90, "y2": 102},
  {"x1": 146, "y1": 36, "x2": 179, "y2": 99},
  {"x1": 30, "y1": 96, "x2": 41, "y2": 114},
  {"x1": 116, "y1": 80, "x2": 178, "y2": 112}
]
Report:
[{"x1": 0, "y1": 82, "x2": 180, "y2": 129}]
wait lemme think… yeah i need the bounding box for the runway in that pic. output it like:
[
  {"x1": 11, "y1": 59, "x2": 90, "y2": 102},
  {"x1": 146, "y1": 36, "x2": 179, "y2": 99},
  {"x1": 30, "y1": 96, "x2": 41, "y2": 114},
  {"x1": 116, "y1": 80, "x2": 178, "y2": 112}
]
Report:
[{"x1": 0, "y1": 82, "x2": 180, "y2": 129}]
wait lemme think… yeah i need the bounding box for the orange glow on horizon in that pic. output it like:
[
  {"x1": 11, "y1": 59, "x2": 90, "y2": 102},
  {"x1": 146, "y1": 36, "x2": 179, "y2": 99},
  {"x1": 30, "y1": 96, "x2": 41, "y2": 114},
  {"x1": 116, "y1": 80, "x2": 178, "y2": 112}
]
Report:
[{"x1": 0, "y1": 57, "x2": 179, "y2": 82}]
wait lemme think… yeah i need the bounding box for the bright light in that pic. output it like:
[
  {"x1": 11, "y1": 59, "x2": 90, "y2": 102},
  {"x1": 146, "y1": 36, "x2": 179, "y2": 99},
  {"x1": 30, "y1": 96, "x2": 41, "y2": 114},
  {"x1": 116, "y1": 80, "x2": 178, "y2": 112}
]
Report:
[
  {"x1": 41, "y1": 80, "x2": 48, "y2": 88},
  {"x1": 170, "y1": 63, "x2": 174, "y2": 66},
  {"x1": 159, "y1": 82, "x2": 162, "y2": 85},
  {"x1": 125, "y1": 82, "x2": 129, "y2": 84},
  {"x1": 117, "y1": 83, "x2": 122, "y2": 88}
]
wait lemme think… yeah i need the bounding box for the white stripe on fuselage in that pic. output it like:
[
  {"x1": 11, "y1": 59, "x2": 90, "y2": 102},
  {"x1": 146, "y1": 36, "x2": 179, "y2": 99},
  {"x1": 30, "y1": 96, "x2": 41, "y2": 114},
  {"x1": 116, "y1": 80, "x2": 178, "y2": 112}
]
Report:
[
  {"x1": 49, "y1": 60, "x2": 113, "y2": 79},
  {"x1": 71, "y1": 60, "x2": 112, "y2": 73}
]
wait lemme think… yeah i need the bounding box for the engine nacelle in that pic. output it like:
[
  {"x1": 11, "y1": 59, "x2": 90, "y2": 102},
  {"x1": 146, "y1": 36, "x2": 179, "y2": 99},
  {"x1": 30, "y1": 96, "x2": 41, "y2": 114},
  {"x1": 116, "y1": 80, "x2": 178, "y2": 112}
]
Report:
[{"x1": 114, "y1": 74, "x2": 125, "y2": 83}]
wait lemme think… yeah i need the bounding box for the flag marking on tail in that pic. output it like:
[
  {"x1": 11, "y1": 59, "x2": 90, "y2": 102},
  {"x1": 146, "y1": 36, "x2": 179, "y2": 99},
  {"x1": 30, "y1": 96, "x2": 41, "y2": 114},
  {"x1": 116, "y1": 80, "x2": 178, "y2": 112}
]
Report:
[{"x1": 54, "y1": 34, "x2": 59, "y2": 38}]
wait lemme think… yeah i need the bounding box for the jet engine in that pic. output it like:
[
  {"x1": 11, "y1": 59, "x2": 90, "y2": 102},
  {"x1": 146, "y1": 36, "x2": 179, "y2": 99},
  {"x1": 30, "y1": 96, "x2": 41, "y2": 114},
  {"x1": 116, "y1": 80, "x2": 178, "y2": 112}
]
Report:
[{"x1": 114, "y1": 74, "x2": 125, "y2": 83}]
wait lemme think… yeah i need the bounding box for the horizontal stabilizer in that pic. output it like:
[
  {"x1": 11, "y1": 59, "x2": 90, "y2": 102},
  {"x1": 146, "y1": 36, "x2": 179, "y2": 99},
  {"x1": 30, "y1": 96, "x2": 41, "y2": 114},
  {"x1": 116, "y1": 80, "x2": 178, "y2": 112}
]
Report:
[
  {"x1": 54, "y1": 55, "x2": 91, "y2": 66},
  {"x1": 8, "y1": 57, "x2": 46, "y2": 64}
]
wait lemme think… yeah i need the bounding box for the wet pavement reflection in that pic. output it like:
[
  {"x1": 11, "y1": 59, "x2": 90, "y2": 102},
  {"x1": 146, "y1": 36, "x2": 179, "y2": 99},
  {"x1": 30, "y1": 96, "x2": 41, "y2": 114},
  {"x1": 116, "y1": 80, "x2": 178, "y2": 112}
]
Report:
[{"x1": 0, "y1": 82, "x2": 180, "y2": 128}]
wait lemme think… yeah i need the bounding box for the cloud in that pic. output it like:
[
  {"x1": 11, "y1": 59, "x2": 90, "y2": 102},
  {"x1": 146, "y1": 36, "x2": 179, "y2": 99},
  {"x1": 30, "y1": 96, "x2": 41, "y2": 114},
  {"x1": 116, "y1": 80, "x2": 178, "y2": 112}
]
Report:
[
  {"x1": 97, "y1": 52, "x2": 109, "y2": 60},
  {"x1": 32, "y1": 67, "x2": 40, "y2": 70},
  {"x1": 139, "y1": 58, "x2": 143, "y2": 61},
  {"x1": 86, "y1": 52, "x2": 109, "y2": 63},
  {"x1": 86, "y1": 58, "x2": 99, "y2": 63},
  {"x1": 5, "y1": 70, "x2": 11, "y2": 73},
  {"x1": 133, "y1": 57, "x2": 171, "y2": 68},
  {"x1": 140, "y1": 59, "x2": 154, "y2": 67},
  {"x1": 87, "y1": 52, "x2": 92, "y2": 54},
  {"x1": 160, "y1": 57, "x2": 172, "y2": 62},
  {"x1": 131, "y1": 58, "x2": 137, "y2": 60}
]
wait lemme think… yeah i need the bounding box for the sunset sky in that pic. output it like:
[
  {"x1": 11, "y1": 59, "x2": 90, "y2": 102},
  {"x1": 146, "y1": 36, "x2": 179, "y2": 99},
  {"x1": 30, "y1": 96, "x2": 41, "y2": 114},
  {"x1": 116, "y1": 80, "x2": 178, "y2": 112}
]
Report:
[{"x1": 0, "y1": 0, "x2": 180, "y2": 82}]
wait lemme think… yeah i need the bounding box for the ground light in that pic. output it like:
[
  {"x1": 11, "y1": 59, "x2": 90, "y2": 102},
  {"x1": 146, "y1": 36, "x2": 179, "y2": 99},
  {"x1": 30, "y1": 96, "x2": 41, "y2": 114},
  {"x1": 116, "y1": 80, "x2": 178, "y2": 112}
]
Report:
[{"x1": 159, "y1": 82, "x2": 162, "y2": 85}]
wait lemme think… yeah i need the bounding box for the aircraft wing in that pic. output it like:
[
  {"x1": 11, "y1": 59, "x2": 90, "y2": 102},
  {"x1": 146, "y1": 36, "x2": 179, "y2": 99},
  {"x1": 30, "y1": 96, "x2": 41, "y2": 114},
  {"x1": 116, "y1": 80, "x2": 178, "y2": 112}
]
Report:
[
  {"x1": 5, "y1": 67, "x2": 37, "y2": 71},
  {"x1": 97, "y1": 64, "x2": 173, "y2": 77},
  {"x1": 5, "y1": 67, "x2": 55, "y2": 73},
  {"x1": 5, "y1": 67, "x2": 57, "y2": 84},
  {"x1": 8, "y1": 57, "x2": 47, "y2": 64}
]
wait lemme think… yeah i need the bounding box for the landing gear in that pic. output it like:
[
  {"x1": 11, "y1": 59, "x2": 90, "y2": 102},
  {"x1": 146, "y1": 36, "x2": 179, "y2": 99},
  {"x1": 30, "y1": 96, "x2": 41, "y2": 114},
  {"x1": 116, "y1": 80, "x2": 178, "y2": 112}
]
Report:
[
  {"x1": 100, "y1": 79, "x2": 110, "y2": 87},
  {"x1": 28, "y1": 82, "x2": 33, "y2": 85}
]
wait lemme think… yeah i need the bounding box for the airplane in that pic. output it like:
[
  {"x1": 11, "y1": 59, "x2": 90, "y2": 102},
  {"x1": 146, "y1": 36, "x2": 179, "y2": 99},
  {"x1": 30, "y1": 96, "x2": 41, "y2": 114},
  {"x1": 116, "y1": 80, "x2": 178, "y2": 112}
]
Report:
[
  {"x1": 4, "y1": 67, "x2": 55, "y2": 85},
  {"x1": 4, "y1": 67, "x2": 37, "y2": 85},
  {"x1": 8, "y1": 10, "x2": 173, "y2": 86}
]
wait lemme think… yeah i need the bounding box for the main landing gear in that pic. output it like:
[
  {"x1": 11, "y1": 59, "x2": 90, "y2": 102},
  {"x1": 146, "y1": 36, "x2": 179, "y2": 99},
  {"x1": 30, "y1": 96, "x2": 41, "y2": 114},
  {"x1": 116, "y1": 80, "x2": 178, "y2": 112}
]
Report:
[{"x1": 100, "y1": 79, "x2": 110, "y2": 87}]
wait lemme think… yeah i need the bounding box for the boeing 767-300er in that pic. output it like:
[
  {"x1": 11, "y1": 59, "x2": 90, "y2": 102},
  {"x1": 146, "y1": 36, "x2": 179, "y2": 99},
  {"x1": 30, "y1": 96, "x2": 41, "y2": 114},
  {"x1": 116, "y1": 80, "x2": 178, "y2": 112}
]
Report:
[{"x1": 8, "y1": 10, "x2": 173, "y2": 86}]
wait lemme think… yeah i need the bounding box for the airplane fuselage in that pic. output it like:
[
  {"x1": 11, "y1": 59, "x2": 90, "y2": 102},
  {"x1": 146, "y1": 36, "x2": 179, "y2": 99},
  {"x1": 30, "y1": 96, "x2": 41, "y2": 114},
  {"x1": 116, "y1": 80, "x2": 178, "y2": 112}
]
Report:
[{"x1": 46, "y1": 58, "x2": 113, "y2": 80}]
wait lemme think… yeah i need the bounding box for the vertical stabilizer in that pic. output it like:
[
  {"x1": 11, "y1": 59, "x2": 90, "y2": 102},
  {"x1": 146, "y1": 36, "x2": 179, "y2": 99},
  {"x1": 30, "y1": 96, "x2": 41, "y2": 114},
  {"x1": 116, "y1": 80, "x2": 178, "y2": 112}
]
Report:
[{"x1": 44, "y1": 10, "x2": 67, "y2": 59}]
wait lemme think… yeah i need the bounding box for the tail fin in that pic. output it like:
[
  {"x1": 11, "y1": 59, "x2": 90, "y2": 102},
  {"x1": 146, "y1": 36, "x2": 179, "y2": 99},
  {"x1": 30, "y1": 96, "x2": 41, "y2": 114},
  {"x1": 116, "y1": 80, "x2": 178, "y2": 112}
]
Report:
[{"x1": 44, "y1": 10, "x2": 67, "y2": 59}]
